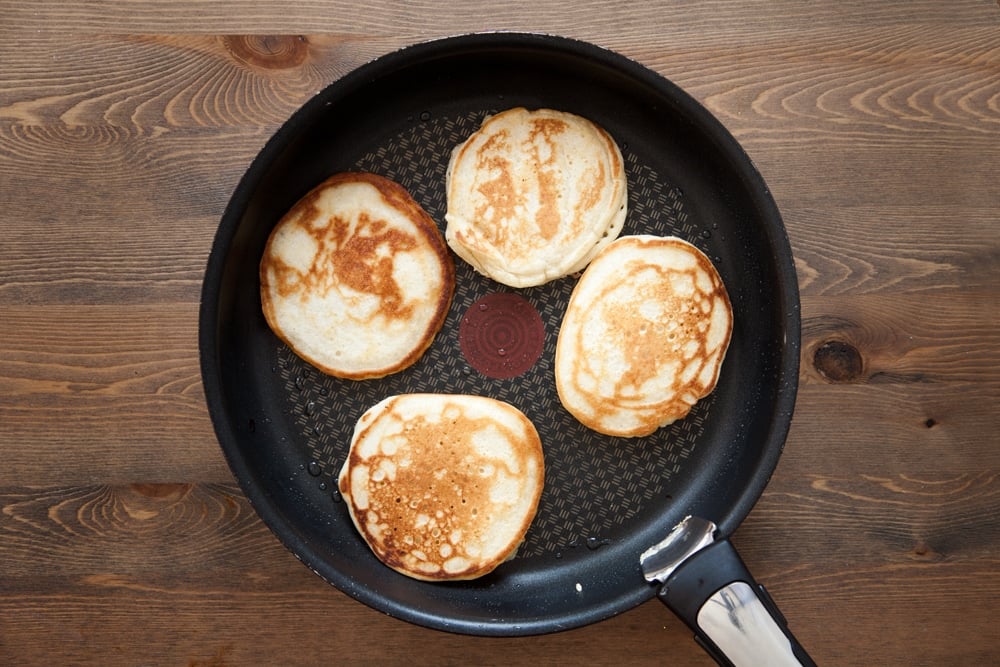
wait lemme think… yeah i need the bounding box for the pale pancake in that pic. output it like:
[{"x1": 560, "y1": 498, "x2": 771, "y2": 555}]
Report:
[
  {"x1": 445, "y1": 107, "x2": 627, "y2": 287},
  {"x1": 555, "y1": 235, "x2": 733, "y2": 437},
  {"x1": 260, "y1": 172, "x2": 454, "y2": 380},
  {"x1": 338, "y1": 394, "x2": 545, "y2": 581}
]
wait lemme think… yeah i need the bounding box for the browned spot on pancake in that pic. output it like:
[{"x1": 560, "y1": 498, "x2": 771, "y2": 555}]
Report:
[
  {"x1": 351, "y1": 411, "x2": 497, "y2": 573},
  {"x1": 474, "y1": 154, "x2": 521, "y2": 246},
  {"x1": 330, "y1": 214, "x2": 418, "y2": 319},
  {"x1": 270, "y1": 209, "x2": 419, "y2": 321},
  {"x1": 265, "y1": 256, "x2": 298, "y2": 299},
  {"x1": 260, "y1": 172, "x2": 454, "y2": 380},
  {"x1": 528, "y1": 118, "x2": 568, "y2": 240},
  {"x1": 479, "y1": 127, "x2": 511, "y2": 154},
  {"x1": 577, "y1": 160, "x2": 606, "y2": 213},
  {"x1": 534, "y1": 168, "x2": 560, "y2": 240},
  {"x1": 471, "y1": 118, "x2": 573, "y2": 242},
  {"x1": 343, "y1": 396, "x2": 542, "y2": 580},
  {"x1": 557, "y1": 237, "x2": 732, "y2": 436},
  {"x1": 595, "y1": 261, "x2": 723, "y2": 423},
  {"x1": 529, "y1": 117, "x2": 569, "y2": 141},
  {"x1": 472, "y1": 129, "x2": 521, "y2": 248}
]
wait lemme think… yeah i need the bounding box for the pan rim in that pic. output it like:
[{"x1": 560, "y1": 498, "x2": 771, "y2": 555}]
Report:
[{"x1": 199, "y1": 31, "x2": 800, "y2": 636}]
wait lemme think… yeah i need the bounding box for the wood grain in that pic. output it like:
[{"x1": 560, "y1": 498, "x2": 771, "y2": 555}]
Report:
[
  {"x1": 0, "y1": 304, "x2": 224, "y2": 485},
  {"x1": 2, "y1": 1, "x2": 999, "y2": 665},
  {"x1": 2, "y1": 475, "x2": 997, "y2": 665},
  {"x1": 737, "y1": 471, "x2": 1000, "y2": 666},
  {"x1": 1, "y1": 0, "x2": 996, "y2": 35},
  {"x1": 0, "y1": 483, "x2": 710, "y2": 666},
  {"x1": 0, "y1": 484, "x2": 258, "y2": 579},
  {"x1": 1, "y1": 293, "x2": 996, "y2": 484},
  {"x1": 802, "y1": 294, "x2": 1000, "y2": 384},
  {"x1": 789, "y1": 206, "x2": 999, "y2": 296},
  {"x1": 2, "y1": 27, "x2": 997, "y2": 309}
]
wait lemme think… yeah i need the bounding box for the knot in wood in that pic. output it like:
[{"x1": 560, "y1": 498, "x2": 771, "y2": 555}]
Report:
[
  {"x1": 813, "y1": 339, "x2": 864, "y2": 383},
  {"x1": 224, "y1": 35, "x2": 309, "y2": 70},
  {"x1": 910, "y1": 541, "x2": 944, "y2": 562}
]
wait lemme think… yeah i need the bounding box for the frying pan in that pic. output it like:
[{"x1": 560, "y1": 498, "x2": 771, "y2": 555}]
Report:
[{"x1": 199, "y1": 33, "x2": 813, "y2": 665}]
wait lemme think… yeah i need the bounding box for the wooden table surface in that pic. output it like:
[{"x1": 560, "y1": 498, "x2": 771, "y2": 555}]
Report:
[{"x1": 3, "y1": 1, "x2": 999, "y2": 665}]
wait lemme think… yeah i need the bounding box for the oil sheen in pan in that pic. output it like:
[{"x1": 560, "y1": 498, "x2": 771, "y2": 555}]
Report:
[{"x1": 272, "y1": 108, "x2": 719, "y2": 559}]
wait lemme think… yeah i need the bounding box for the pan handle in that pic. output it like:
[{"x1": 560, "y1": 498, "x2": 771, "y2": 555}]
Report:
[{"x1": 656, "y1": 538, "x2": 816, "y2": 667}]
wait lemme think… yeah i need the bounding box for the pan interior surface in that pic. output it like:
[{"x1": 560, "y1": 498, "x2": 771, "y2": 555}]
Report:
[{"x1": 200, "y1": 33, "x2": 799, "y2": 636}]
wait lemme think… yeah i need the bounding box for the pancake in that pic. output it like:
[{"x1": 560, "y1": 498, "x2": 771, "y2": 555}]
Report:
[
  {"x1": 445, "y1": 107, "x2": 627, "y2": 287},
  {"x1": 554, "y1": 235, "x2": 733, "y2": 437},
  {"x1": 260, "y1": 172, "x2": 454, "y2": 380},
  {"x1": 339, "y1": 393, "x2": 545, "y2": 581}
]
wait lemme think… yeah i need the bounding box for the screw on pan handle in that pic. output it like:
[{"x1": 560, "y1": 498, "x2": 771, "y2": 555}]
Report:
[{"x1": 657, "y1": 538, "x2": 817, "y2": 667}]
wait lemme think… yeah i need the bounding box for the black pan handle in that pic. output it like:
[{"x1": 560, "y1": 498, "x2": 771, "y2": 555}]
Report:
[{"x1": 657, "y1": 538, "x2": 816, "y2": 667}]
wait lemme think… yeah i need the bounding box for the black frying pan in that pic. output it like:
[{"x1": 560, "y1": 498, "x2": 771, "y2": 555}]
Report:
[{"x1": 200, "y1": 33, "x2": 812, "y2": 665}]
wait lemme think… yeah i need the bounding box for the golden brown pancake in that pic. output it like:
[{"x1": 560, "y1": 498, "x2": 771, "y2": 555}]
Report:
[
  {"x1": 445, "y1": 107, "x2": 627, "y2": 287},
  {"x1": 338, "y1": 393, "x2": 545, "y2": 581},
  {"x1": 555, "y1": 235, "x2": 733, "y2": 437},
  {"x1": 260, "y1": 172, "x2": 454, "y2": 379}
]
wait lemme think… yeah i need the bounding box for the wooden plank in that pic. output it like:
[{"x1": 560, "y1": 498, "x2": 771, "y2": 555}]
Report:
[
  {"x1": 0, "y1": 588, "x2": 713, "y2": 666},
  {"x1": 1, "y1": 476, "x2": 998, "y2": 665},
  {"x1": 0, "y1": 482, "x2": 708, "y2": 666},
  {"x1": 0, "y1": 219, "x2": 213, "y2": 306},
  {"x1": 800, "y1": 294, "x2": 1000, "y2": 385},
  {"x1": 735, "y1": 469, "x2": 1000, "y2": 665},
  {"x1": 0, "y1": 304, "x2": 228, "y2": 484},
  {"x1": 3, "y1": 474, "x2": 997, "y2": 577},
  {"x1": 2, "y1": 204, "x2": 996, "y2": 306},
  {"x1": 4, "y1": 297, "x2": 993, "y2": 385},
  {"x1": 743, "y1": 469, "x2": 1000, "y2": 567},
  {"x1": 2, "y1": 28, "x2": 996, "y2": 134},
  {"x1": 1, "y1": 288, "x2": 998, "y2": 483},
  {"x1": 0, "y1": 0, "x2": 996, "y2": 35},
  {"x1": 1, "y1": 305, "x2": 204, "y2": 396},
  {"x1": 0, "y1": 35, "x2": 366, "y2": 127},
  {"x1": 2, "y1": 379, "x2": 994, "y2": 484},
  {"x1": 788, "y1": 206, "x2": 1000, "y2": 296},
  {"x1": 785, "y1": 383, "x2": 997, "y2": 476}
]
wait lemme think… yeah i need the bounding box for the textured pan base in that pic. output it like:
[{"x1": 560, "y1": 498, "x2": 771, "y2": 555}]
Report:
[{"x1": 273, "y1": 109, "x2": 719, "y2": 559}]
